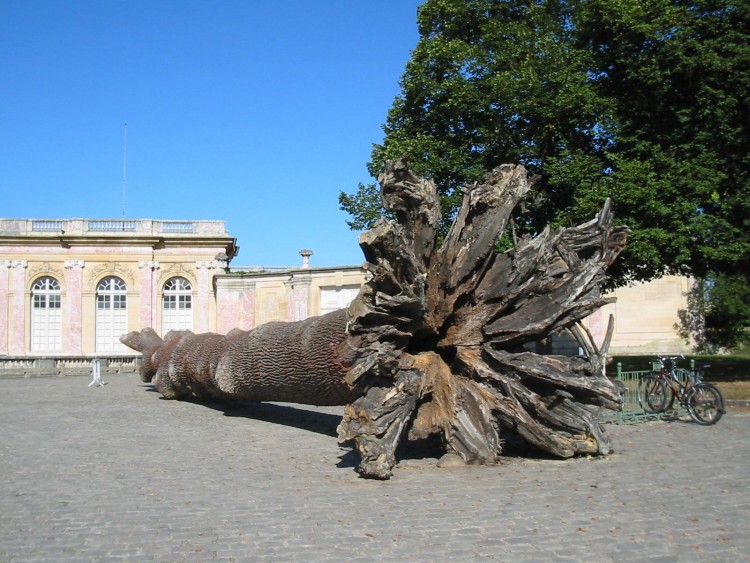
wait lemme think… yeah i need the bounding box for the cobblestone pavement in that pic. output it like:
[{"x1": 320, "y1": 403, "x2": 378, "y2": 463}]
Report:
[{"x1": 1, "y1": 375, "x2": 748, "y2": 562}]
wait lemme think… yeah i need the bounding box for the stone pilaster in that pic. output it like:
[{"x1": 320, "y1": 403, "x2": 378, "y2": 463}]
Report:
[
  {"x1": 138, "y1": 261, "x2": 160, "y2": 330},
  {"x1": 285, "y1": 273, "x2": 312, "y2": 322},
  {"x1": 0, "y1": 261, "x2": 11, "y2": 354},
  {"x1": 63, "y1": 260, "x2": 85, "y2": 354},
  {"x1": 215, "y1": 277, "x2": 255, "y2": 334},
  {"x1": 8, "y1": 260, "x2": 27, "y2": 355},
  {"x1": 195, "y1": 260, "x2": 228, "y2": 333},
  {"x1": 195, "y1": 261, "x2": 215, "y2": 333}
]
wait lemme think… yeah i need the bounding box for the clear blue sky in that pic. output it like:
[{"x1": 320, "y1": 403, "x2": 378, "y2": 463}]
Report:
[{"x1": 0, "y1": 1, "x2": 423, "y2": 267}]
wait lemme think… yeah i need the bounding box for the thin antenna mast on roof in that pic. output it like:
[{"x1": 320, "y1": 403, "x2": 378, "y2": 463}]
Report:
[{"x1": 122, "y1": 122, "x2": 128, "y2": 218}]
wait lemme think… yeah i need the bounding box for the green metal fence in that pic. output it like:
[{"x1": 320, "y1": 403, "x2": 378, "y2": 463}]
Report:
[
  {"x1": 603, "y1": 367, "x2": 655, "y2": 423},
  {"x1": 603, "y1": 361, "x2": 697, "y2": 424}
]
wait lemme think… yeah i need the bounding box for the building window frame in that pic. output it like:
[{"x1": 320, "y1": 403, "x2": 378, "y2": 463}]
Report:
[
  {"x1": 95, "y1": 276, "x2": 128, "y2": 352},
  {"x1": 162, "y1": 276, "x2": 193, "y2": 333},
  {"x1": 30, "y1": 276, "x2": 62, "y2": 353}
]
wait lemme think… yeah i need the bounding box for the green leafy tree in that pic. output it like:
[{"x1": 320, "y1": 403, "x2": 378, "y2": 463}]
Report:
[
  {"x1": 678, "y1": 275, "x2": 750, "y2": 352},
  {"x1": 574, "y1": 0, "x2": 750, "y2": 347},
  {"x1": 575, "y1": 0, "x2": 750, "y2": 282},
  {"x1": 340, "y1": 0, "x2": 750, "y2": 347},
  {"x1": 339, "y1": 182, "x2": 385, "y2": 231},
  {"x1": 703, "y1": 275, "x2": 750, "y2": 350},
  {"x1": 342, "y1": 0, "x2": 615, "y2": 237}
]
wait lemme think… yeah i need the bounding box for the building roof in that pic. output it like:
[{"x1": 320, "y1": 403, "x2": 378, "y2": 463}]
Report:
[{"x1": 0, "y1": 218, "x2": 238, "y2": 259}]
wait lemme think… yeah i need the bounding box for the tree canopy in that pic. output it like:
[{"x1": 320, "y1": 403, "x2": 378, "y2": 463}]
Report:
[{"x1": 339, "y1": 0, "x2": 750, "y2": 348}]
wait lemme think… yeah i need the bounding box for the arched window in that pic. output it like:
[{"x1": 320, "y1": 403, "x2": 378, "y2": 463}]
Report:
[
  {"x1": 96, "y1": 276, "x2": 128, "y2": 352},
  {"x1": 30, "y1": 276, "x2": 62, "y2": 352},
  {"x1": 162, "y1": 276, "x2": 193, "y2": 333}
]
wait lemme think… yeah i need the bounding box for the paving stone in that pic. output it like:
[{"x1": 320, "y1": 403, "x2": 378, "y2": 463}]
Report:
[{"x1": 0, "y1": 375, "x2": 748, "y2": 561}]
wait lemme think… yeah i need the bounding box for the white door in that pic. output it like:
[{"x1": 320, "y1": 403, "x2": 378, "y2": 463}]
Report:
[
  {"x1": 30, "y1": 276, "x2": 62, "y2": 352},
  {"x1": 162, "y1": 277, "x2": 193, "y2": 333},
  {"x1": 96, "y1": 276, "x2": 128, "y2": 353}
]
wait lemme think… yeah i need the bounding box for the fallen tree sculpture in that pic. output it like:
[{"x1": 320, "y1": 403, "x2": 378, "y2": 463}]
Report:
[{"x1": 122, "y1": 159, "x2": 628, "y2": 479}]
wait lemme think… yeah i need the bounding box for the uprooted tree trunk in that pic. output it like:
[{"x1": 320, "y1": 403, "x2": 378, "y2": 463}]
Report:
[
  {"x1": 337, "y1": 160, "x2": 627, "y2": 478},
  {"x1": 122, "y1": 159, "x2": 628, "y2": 479}
]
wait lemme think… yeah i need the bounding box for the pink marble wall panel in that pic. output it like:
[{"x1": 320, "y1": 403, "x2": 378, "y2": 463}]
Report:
[
  {"x1": 217, "y1": 291, "x2": 239, "y2": 334},
  {"x1": 586, "y1": 309, "x2": 605, "y2": 347},
  {"x1": 64, "y1": 262, "x2": 84, "y2": 354},
  {"x1": 138, "y1": 263, "x2": 158, "y2": 329},
  {"x1": 240, "y1": 289, "x2": 255, "y2": 330},
  {"x1": 286, "y1": 285, "x2": 310, "y2": 322},
  {"x1": 0, "y1": 264, "x2": 9, "y2": 354},
  {"x1": 195, "y1": 266, "x2": 210, "y2": 333},
  {"x1": 217, "y1": 288, "x2": 255, "y2": 334},
  {"x1": 9, "y1": 263, "x2": 27, "y2": 355},
  {"x1": 156, "y1": 247, "x2": 229, "y2": 257}
]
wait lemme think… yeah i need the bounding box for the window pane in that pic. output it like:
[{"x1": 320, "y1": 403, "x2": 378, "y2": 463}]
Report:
[
  {"x1": 33, "y1": 276, "x2": 61, "y2": 292},
  {"x1": 166, "y1": 277, "x2": 190, "y2": 291},
  {"x1": 30, "y1": 276, "x2": 62, "y2": 352},
  {"x1": 97, "y1": 276, "x2": 127, "y2": 292}
]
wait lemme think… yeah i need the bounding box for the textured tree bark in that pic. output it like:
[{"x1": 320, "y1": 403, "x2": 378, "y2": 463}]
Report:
[
  {"x1": 122, "y1": 159, "x2": 627, "y2": 479},
  {"x1": 336, "y1": 159, "x2": 627, "y2": 478},
  {"x1": 121, "y1": 310, "x2": 357, "y2": 405}
]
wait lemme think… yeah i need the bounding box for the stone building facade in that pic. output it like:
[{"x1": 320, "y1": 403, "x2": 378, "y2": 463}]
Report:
[
  {"x1": 0, "y1": 218, "x2": 237, "y2": 359},
  {"x1": 0, "y1": 217, "x2": 692, "y2": 363},
  {"x1": 214, "y1": 265, "x2": 366, "y2": 336},
  {"x1": 586, "y1": 275, "x2": 692, "y2": 355}
]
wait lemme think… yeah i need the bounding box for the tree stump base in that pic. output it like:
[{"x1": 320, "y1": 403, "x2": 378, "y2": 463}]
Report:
[{"x1": 123, "y1": 159, "x2": 628, "y2": 479}]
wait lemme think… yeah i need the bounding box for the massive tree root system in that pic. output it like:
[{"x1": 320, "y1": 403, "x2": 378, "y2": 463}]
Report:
[{"x1": 123, "y1": 159, "x2": 628, "y2": 479}]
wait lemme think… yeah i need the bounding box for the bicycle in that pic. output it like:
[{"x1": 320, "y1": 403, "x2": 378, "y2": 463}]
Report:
[{"x1": 639, "y1": 355, "x2": 725, "y2": 425}]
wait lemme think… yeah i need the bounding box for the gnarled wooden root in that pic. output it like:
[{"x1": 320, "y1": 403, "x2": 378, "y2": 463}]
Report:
[
  {"x1": 122, "y1": 158, "x2": 627, "y2": 480},
  {"x1": 336, "y1": 159, "x2": 627, "y2": 478}
]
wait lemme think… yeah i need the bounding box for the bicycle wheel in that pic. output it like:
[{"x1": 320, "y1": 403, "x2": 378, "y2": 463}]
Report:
[
  {"x1": 639, "y1": 374, "x2": 670, "y2": 414},
  {"x1": 686, "y1": 383, "x2": 724, "y2": 425}
]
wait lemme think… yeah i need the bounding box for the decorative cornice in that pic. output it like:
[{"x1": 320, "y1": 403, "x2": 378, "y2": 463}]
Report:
[
  {"x1": 158, "y1": 263, "x2": 195, "y2": 286},
  {"x1": 196, "y1": 260, "x2": 225, "y2": 269},
  {"x1": 86, "y1": 262, "x2": 135, "y2": 287},
  {"x1": 284, "y1": 272, "x2": 312, "y2": 289},
  {"x1": 214, "y1": 278, "x2": 256, "y2": 290},
  {"x1": 27, "y1": 262, "x2": 63, "y2": 280},
  {"x1": 162, "y1": 263, "x2": 194, "y2": 276}
]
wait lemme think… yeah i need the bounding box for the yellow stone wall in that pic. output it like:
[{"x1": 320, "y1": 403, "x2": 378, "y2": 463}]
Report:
[
  {"x1": 2, "y1": 219, "x2": 694, "y2": 359},
  {"x1": 214, "y1": 267, "x2": 367, "y2": 334},
  {"x1": 583, "y1": 275, "x2": 691, "y2": 355},
  {"x1": 0, "y1": 219, "x2": 236, "y2": 357}
]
